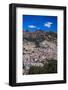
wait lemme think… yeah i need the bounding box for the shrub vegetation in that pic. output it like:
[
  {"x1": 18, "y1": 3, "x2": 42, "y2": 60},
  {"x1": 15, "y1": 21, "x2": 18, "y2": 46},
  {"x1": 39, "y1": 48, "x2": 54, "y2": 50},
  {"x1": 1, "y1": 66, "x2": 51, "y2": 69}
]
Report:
[{"x1": 29, "y1": 60, "x2": 57, "y2": 74}]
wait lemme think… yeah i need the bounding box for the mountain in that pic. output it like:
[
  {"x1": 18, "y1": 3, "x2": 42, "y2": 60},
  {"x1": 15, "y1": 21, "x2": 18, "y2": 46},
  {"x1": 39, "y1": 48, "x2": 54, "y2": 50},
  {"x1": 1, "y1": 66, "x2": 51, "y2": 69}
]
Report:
[
  {"x1": 23, "y1": 30, "x2": 57, "y2": 44},
  {"x1": 23, "y1": 30, "x2": 57, "y2": 75}
]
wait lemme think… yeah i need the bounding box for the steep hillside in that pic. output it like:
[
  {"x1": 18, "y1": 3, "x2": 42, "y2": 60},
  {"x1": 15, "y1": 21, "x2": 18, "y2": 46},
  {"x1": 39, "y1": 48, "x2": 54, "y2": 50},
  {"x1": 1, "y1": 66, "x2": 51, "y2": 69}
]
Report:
[
  {"x1": 23, "y1": 30, "x2": 57, "y2": 44},
  {"x1": 23, "y1": 30, "x2": 57, "y2": 75}
]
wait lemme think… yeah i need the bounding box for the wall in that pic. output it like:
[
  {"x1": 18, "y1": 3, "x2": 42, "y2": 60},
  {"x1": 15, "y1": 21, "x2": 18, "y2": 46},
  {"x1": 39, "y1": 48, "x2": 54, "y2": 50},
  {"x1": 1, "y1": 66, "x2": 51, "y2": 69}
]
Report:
[{"x1": 0, "y1": 0, "x2": 68, "y2": 90}]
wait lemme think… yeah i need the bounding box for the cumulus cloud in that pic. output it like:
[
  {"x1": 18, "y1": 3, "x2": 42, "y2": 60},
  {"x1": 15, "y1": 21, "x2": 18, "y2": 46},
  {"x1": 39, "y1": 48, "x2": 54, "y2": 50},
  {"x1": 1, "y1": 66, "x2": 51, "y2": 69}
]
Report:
[
  {"x1": 28, "y1": 25, "x2": 36, "y2": 28},
  {"x1": 44, "y1": 22, "x2": 53, "y2": 28}
]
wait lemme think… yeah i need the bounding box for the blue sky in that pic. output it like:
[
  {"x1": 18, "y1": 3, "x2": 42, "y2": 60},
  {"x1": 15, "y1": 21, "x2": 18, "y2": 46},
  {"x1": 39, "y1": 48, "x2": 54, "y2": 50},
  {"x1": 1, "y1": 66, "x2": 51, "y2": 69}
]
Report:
[{"x1": 23, "y1": 15, "x2": 57, "y2": 32}]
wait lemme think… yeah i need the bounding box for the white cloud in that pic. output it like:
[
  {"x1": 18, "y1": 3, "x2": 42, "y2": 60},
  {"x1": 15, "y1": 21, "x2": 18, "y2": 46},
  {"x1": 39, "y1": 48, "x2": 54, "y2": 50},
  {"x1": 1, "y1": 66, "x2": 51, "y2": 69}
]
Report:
[
  {"x1": 44, "y1": 22, "x2": 53, "y2": 28},
  {"x1": 28, "y1": 25, "x2": 36, "y2": 28}
]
